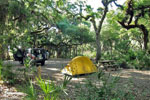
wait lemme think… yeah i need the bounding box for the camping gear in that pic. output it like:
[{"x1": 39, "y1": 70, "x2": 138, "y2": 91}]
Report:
[{"x1": 61, "y1": 56, "x2": 97, "y2": 76}]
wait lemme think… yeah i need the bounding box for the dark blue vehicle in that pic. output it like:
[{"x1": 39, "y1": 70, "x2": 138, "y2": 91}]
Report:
[
  {"x1": 24, "y1": 48, "x2": 46, "y2": 66},
  {"x1": 13, "y1": 48, "x2": 48, "y2": 66}
]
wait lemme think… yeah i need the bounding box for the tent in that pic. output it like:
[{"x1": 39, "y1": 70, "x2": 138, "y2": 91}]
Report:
[{"x1": 61, "y1": 56, "x2": 97, "y2": 76}]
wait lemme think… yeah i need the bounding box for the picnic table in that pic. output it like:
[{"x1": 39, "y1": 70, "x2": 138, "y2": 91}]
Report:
[{"x1": 98, "y1": 60, "x2": 119, "y2": 71}]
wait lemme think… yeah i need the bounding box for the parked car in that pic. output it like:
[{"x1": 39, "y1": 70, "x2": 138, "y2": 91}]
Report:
[
  {"x1": 13, "y1": 48, "x2": 24, "y2": 64},
  {"x1": 24, "y1": 48, "x2": 46, "y2": 66},
  {"x1": 13, "y1": 48, "x2": 48, "y2": 66}
]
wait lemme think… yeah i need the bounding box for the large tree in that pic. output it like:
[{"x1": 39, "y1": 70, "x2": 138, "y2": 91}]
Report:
[
  {"x1": 77, "y1": 0, "x2": 118, "y2": 62},
  {"x1": 118, "y1": 0, "x2": 150, "y2": 50}
]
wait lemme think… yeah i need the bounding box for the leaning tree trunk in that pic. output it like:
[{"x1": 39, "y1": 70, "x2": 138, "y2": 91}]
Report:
[
  {"x1": 140, "y1": 25, "x2": 148, "y2": 50},
  {"x1": 95, "y1": 6, "x2": 108, "y2": 63}
]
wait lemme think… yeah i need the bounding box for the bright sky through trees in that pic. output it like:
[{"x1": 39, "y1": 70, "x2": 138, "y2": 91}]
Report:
[
  {"x1": 69, "y1": 0, "x2": 126, "y2": 12},
  {"x1": 86, "y1": 0, "x2": 126, "y2": 10}
]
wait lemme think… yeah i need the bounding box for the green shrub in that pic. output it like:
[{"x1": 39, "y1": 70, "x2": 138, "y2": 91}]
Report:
[
  {"x1": 128, "y1": 50, "x2": 150, "y2": 70},
  {"x1": 112, "y1": 50, "x2": 150, "y2": 70}
]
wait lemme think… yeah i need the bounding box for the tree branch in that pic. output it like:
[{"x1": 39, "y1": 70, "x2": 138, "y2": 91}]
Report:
[
  {"x1": 98, "y1": 6, "x2": 108, "y2": 33},
  {"x1": 90, "y1": 17, "x2": 97, "y2": 32},
  {"x1": 113, "y1": 1, "x2": 124, "y2": 10},
  {"x1": 30, "y1": 27, "x2": 49, "y2": 34}
]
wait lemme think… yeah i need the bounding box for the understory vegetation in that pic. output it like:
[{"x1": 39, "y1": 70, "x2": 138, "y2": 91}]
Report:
[
  {"x1": 75, "y1": 72, "x2": 135, "y2": 100},
  {"x1": 0, "y1": 61, "x2": 137, "y2": 100}
]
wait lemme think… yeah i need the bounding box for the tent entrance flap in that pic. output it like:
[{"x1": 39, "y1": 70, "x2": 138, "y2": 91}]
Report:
[{"x1": 61, "y1": 56, "x2": 97, "y2": 76}]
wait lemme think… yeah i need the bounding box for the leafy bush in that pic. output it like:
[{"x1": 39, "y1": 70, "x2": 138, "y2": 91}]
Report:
[
  {"x1": 124, "y1": 50, "x2": 150, "y2": 70},
  {"x1": 134, "y1": 51, "x2": 150, "y2": 70},
  {"x1": 112, "y1": 49, "x2": 150, "y2": 70}
]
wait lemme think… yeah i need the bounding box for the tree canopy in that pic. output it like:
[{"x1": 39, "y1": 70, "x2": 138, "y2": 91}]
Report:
[{"x1": 0, "y1": 0, "x2": 150, "y2": 66}]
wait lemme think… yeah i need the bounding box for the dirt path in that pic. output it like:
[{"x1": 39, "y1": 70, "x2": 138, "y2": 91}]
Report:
[{"x1": 1, "y1": 59, "x2": 150, "y2": 100}]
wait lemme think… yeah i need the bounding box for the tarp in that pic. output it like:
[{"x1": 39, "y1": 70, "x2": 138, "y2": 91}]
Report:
[{"x1": 61, "y1": 56, "x2": 97, "y2": 76}]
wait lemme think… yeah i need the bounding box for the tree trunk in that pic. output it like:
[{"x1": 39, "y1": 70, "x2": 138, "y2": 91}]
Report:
[
  {"x1": 94, "y1": 5, "x2": 108, "y2": 63},
  {"x1": 96, "y1": 31, "x2": 101, "y2": 63},
  {"x1": 140, "y1": 25, "x2": 148, "y2": 50},
  {"x1": 80, "y1": 0, "x2": 112, "y2": 63}
]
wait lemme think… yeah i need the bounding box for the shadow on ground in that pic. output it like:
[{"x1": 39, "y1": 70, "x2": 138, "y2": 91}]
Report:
[{"x1": 2, "y1": 59, "x2": 150, "y2": 100}]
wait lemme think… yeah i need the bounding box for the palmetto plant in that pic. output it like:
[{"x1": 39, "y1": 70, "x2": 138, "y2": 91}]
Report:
[
  {"x1": 24, "y1": 80, "x2": 37, "y2": 100},
  {"x1": 22, "y1": 57, "x2": 36, "y2": 81},
  {"x1": 36, "y1": 75, "x2": 72, "y2": 100}
]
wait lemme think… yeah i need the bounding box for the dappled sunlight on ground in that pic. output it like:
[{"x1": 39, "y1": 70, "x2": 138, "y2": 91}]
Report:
[
  {"x1": 107, "y1": 69, "x2": 150, "y2": 99},
  {"x1": 2, "y1": 59, "x2": 150, "y2": 100},
  {"x1": 110, "y1": 69, "x2": 150, "y2": 80},
  {"x1": 45, "y1": 67, "x2": 60, "y2": 71},
  {"x1": 0, "y1": 81, "x2": 26, "y2": 100}
]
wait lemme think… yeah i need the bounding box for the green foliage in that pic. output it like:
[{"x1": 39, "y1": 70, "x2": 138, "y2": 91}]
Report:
[
  {"x1": 75, "y1": 71, "x2": 135, "y2": 100},
  {"x1": 131, "y1": 51, "x2": 150, "y2": 69},
  {"x1": 62, "y1": 75, "x2": 72, "y2": 88},
  {"x1": 24, "y1": 80, "x2": 37, "y2": 100},
  {"x1": 101, "y1": 8, "x2": 150, "y2": 70},
  {"x1": 0, "y1": 0, "x2": 8, "y2": 25},
  {"x1": 17, "y1": 75, "x2": 72, "y2": 100},
  {"x1": 113, "y1": 49, "x2": 150, "y2": 70},
  {"x1": 24, "y1": 57, "x2": 35, "y2": 68},
  {"x1": 22, "y1": 57, "x2": 37, "y2": 81},
  {"x1": 36, "y1": 75, "x2": 72, "y2": 100},
  {"x1": 56, "y1": 18, "x2": 94, "y2": 44},
  {"x1": 134, "y1": 0, "x2": 150, "y2": 7},
  {"x1": 1, "y1": 63, "x2": 16, "y2": 84}
]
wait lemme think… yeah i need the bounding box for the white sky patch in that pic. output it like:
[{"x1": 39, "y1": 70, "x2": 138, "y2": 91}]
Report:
[
  {"x1": 69, "y1": 0, "x2": 126, "y2": 11},
  {"x1": 86, "y1": 0, "x2": 126, "y2": 10},
  {"x1": 86, "y1": 0, "x2": 102, "y2": 10}
]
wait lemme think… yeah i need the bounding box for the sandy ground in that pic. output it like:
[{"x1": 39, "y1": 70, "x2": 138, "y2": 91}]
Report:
[{"x1": 0, "y1": 59, "x2": 150, "y2": 100}]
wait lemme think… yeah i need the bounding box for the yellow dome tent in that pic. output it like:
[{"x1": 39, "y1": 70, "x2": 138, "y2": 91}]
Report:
[{"x1": 61, "y1": 56, "x2": 98, "y2": 76}]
